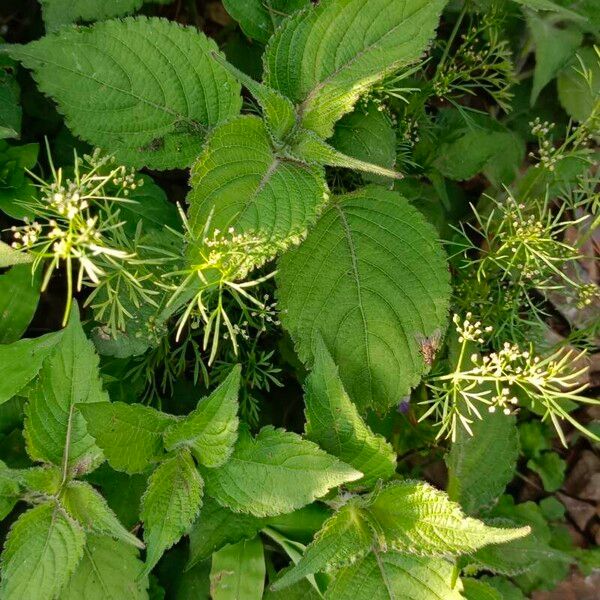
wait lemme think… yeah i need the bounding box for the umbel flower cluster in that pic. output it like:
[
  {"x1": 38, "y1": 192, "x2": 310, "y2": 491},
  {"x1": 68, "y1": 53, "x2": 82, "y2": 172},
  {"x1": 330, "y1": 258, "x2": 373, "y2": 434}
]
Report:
[
  {"x1": 10, "y1": 147, "x2": 143, "y2": 324},
  {"x1": 422, "y1": 313, "x2": 596, "y2": 445}
]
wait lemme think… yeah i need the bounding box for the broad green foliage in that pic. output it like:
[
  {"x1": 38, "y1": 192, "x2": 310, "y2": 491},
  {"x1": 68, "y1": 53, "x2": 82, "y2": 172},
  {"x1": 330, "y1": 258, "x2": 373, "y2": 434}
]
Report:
[
  {"x1": 0, "y1": 240, "x2": 33, "y2": 267},
  {"x1": 188, "y1": 116, "x2": 326, "y2": 244},
  {"x1": 79, "y1": 401, "x2": 175, "y2": 474},
  {"x1": 164, "y1": 366, "x2": 241, "y2": 467},
  {"x1": 325, "y1": 552, "x2": 463, "y2": 600},
  {"x1": 0, "y1": 141, "x2": 38, "y2": 220},
  {"x1": 304, "y1": 335, "x2": 396, "y2": 488},
  {"x1": 140, "y1": 449, "x2": 204, "y2": 571},
  {"x1": 0, "y1": 502, "x2": 85, "y2": 600},
  {"x1": 203, "y1": 426, "x2": 362, "y2": 517},
  {"x1": 0, "y1": 330, "x2": 61, "y2": 404},
  {"x1": 557, "y1": 47, "x2": 600, "y2": 121},
  {"x1": 278, "y1": 186, "x2": 450, "y2": 412},
  {"x1": 0, "y1": 265, "x2": 41, "y2": 344},
  {"x1": 222, "y1": 0, "x2": 310, "y2": 44},
  {"x1": 6, "y1": 17, "x2": 242, "y2": 169},
  {"x1": 61, "y1": 535, "x2": 148, "y2": 600},
  {"x1": 462, "y1": 578, "x2": 503, "y2": 600},
  {"x1": 446, "y1": 411, "x2": 518, "y2": 514},
  {"x1": 0, "y1": 461, "x2": 19, "y2": 520},
  {"x1": 24, "y1": 307, "x2": 108, "y2": 473},
  {"x1": 0, "y1": 52, "x2": 20, "y2": 139},
  {"x1": 210, "y1": 537, "x2": 266, "y2": 600},
  {"x1": 263, "y1": 0, "x2": 446, "y2": 137}
]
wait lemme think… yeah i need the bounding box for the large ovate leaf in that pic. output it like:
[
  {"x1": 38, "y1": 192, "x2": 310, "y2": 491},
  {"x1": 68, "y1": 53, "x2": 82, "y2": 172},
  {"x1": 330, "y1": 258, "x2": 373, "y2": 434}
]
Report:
[
  {"x1": 324, "y1": 551, "x2": 463, "y2": 600},
  {"x1": 223, "y1": 0, "x2": 310, "y2": 44},
  {"x1": 263, "y1": 0, "x2": 446, "y2": 137},
  {"x1": 6, "y1": 17, "x2": 242, "y2": 169},
  {"x1": 277, "y1": 186, "x2": 450, "y2": 412},
  {"x1": 203, "y1": 425, "x2": 361, "y2": 517},
  {"x1": 0, "y1": 265, "x2": 41, "y2": 344},
  {"x1": 0, "y1": 502, "x2": 85, "y2": 600},
  {"x1": 61, "y1": 480, "x2": 144, "y2": 549},
  {"x1": 0, "y1": 329, "x2": 61, "y2": 404},
  {"x1": 462, "y1": 578, "x2": 503, "y2": 600},
  {"x1": 210, "y1": 537, "x2": 266, "y2": 600},
  {"x1": 24, "y1": 306, "x2": 108, "y2": 473},
  {"x1": 62, "y1": 535, "x2": 148, "y2": 600},
  {"x1": 164, "y1": 365, "x2": 240, "y2": 468},
  {"x1": 446, "y1": 411, "x2": 518, "y2": 515},
  {"x1": 365, "y1": 481, "x2": 529, "y2": 556},
  {"x1": 304, "y1": 335, "x2": 396, "y2": 488},
  {"x1": 79, "y1": 401, "x2": 174, "y2": 474},
  {"x1": 188, "y1": 115, "x2": 326, "y2": 245},
  {"x1": 140, "y1": 449, "x2": 204, "y2": 571}
]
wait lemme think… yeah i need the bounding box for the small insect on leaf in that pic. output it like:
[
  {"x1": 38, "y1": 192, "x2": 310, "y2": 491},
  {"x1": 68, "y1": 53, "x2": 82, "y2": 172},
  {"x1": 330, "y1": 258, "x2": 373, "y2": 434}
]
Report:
[{"x1": 416, "y1": 330, "x2": 442, "y2": 367}]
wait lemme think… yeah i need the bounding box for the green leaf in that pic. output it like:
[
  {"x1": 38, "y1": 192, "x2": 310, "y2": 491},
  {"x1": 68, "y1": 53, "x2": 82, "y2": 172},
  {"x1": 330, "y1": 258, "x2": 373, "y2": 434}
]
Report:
[
  {"x1": 211, "y1": 51, "x2": 297, "y2": 141},
  {"x1": 188, "y1": 498, "x2": 267, "y2": 568},
  {"x1": 203, "y1": 425, "x2": 361, "y2": 517},
  {"x1": 62, "y1": 535, "x2": 149, "y2": 600},
  {"x1": 0, "y1": 265, "x2": 41, "y2": 344},
  {"x1": 446, "y1": 411, "x2": 518, "y2": 514},
  {"x1": 324, "y1": 551, "x2": 463, "y2": 600},
  {"x1": 164, "y1": 365, "x2": 241, "y2": 468},
  {"x1": 0, "y1": 502, "x2": 85, "y2": 600},
  {"x1": 0, "y1": 240, "x2": 33, "y2": 267},
  {"x1": 0, "y1": 141, "x2": 38, "y2": 220},
  {"x1": 462, "y1": 578, "x2": 503, "y2": 600},
  {"x1": 480, "y1": 577, "x2": 526, "y2": 600},
  {"x1": 20, "y1": 465, "x2": 62, "y2": 494},
  {"x1": 527, "y1": 12, "x2": 582, "y2": 105},
  {"x1": 330, "y1": 103, "x2": 397, "y2": 185},
  {"x1": 79, "y1": 401, "x2": 174, "y2": 474},
  {"x1": 512, "y1": 0, "x2": 585, "y2": 21},
  {"x1": 364, "y1": 481, "x2": 529, "y2": 556},
  {"x1": 188, "y1": 115, "x2": 326, "y2": 245},
  {"x1": 263, "y1": 0, "x2": 446, "y2": 138},
  {"x1": 140, "y1": 449, "x2": 204, "y2": 571},
  {"x1": 304, "y1": 335, "x2": 396, "y2": 488},
  {"x1": 557, "y1": 47, "x2": 600, "y2": 122},
  {"x1": 7, "y1": 17, "x2": 242, "y2": 169},
  {"x1": 0, "y1": 52, "x2": 20, "y2": 139},
  {"x1": 527, "y1": 452, "x2": 566, "y2": 492},
  {"x1": 0, "y1": 461, "x2": 19, "y2": 520},
  {"x1": 210, "y1": 537, "x2": 265, "y2": 600},
  {"x1": 0, "y1": 330, "x2": 61, "y2": 404},
  {"x1": 272, "y1": 500, "x2": 372, "y2": 590},
  {"x1": 61, "y1": 480, "x2": 144, "y2": 549},
  {"x1": 265, "y1": 578, "x2": 320, "y2": 600},
  {"x1": 24, "y1": 306, "x2": 107, "y2": 473},
  {"x1": 223, "y1": 0, "x2": 310, "y2": 44},
  {"x1": 277, "y1": 186, "x2": 450, "y2": 412}
]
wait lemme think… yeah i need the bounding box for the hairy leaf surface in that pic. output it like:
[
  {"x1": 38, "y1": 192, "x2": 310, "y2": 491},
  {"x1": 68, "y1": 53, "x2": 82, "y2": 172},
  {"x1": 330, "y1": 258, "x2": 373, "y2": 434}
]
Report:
[
  {"x1": 204, "y1": 426, "x2": 361, "y2": 517},
  {"x1": 278, "y1": 186, "x2": 450, "y2": 412},
  {"x1": 263, "y1": 0, "x2": 446, "y2": 137},
  {"x1": 7, "y1": 17, "x2": 242, "y2": 169},
  {"x1": 0, "y1": 502, "x2": 85, "y2": 600}
]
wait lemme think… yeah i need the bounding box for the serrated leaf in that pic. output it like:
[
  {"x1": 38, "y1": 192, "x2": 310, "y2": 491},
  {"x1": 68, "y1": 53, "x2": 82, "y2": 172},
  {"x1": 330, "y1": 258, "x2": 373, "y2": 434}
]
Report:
[
  {"x1": 6, "y1": 17, "x2": 242, "y2": 169},
  {"x1": 330, "y1": 103, "x2": 397, "y2": 185},
  {"x1": 324, "y1": 551, "x2": 463, "y2": 600},
  {"x1": 263, "y1": 0, "x2": 445, "y2": 138},
  {"x1": 0, "y1": 265, "x2": 41, "y2": 344},
  {"x1": 188, "y1": 115, "x2": 326, "y2": 245},
  {"x1": 223, "y1": 0, "x2": 310, "y2": 44},
  {"x1": 210, "y1": 537, "x2": 265, "y2": 600},
  {"x1": 0, "y1": 502, "x2": 85, "y2": 600},
  {"x1": 0, "y1": 240, "x2": 33, "y2": 267},
  {"x1": 204, "y1": 425, "x2": 361, "y2": 517},
  {"x1": 62, "y1": 480, "x2": 144, "y2": 549},
  {"x1": 304, "y1": 335, "x2": 396, "y2": 488},
  {"x1": 164, "y1": 365, "x2": 240, "y2": 468},
  {"x1": 462, "y1": 578, "x2": 503, "y2": 600},
  {"x1": 0, "y1": 329, "x2": 62, "y2": 404},
  {"x1": 365, "y1": 481, "x2": 529, "y2": 556},
  {"x1": 265, "y1": 578, "x2": 320, "y2": 600},
  {"x1": 272, "y1": 500, "x2": 372, "y2": 590},
  {"x1": 20, "y1": 465, "x2": 61, "y2": 495},
  {"x1": 0, "y1": 461, "x2": 19, "y2": 520},
  {"x1": 62, "y1": 535, "x2": 148, "y2": 600},
  {"x1": 141, "y1": 449, "x2": 204, "y2": 571},
  {"x1": 24, "y1": 306, "x2": 107, "y2": 473},
  {"x1": 512, "y1": 0, "x2": 585, "y2": 21},
  {"x1": 79, "y1": 401, "x2": 174, "y2": 474},
  {"x1": 277, "y1": 186, "x2": 450, "y2": 412},
  {"x1": 446, "y1": 411, "x2": 518, "y2": 515},
  {"x1": 527, "y1": 12, "x2": 582, "y2": 105}
]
